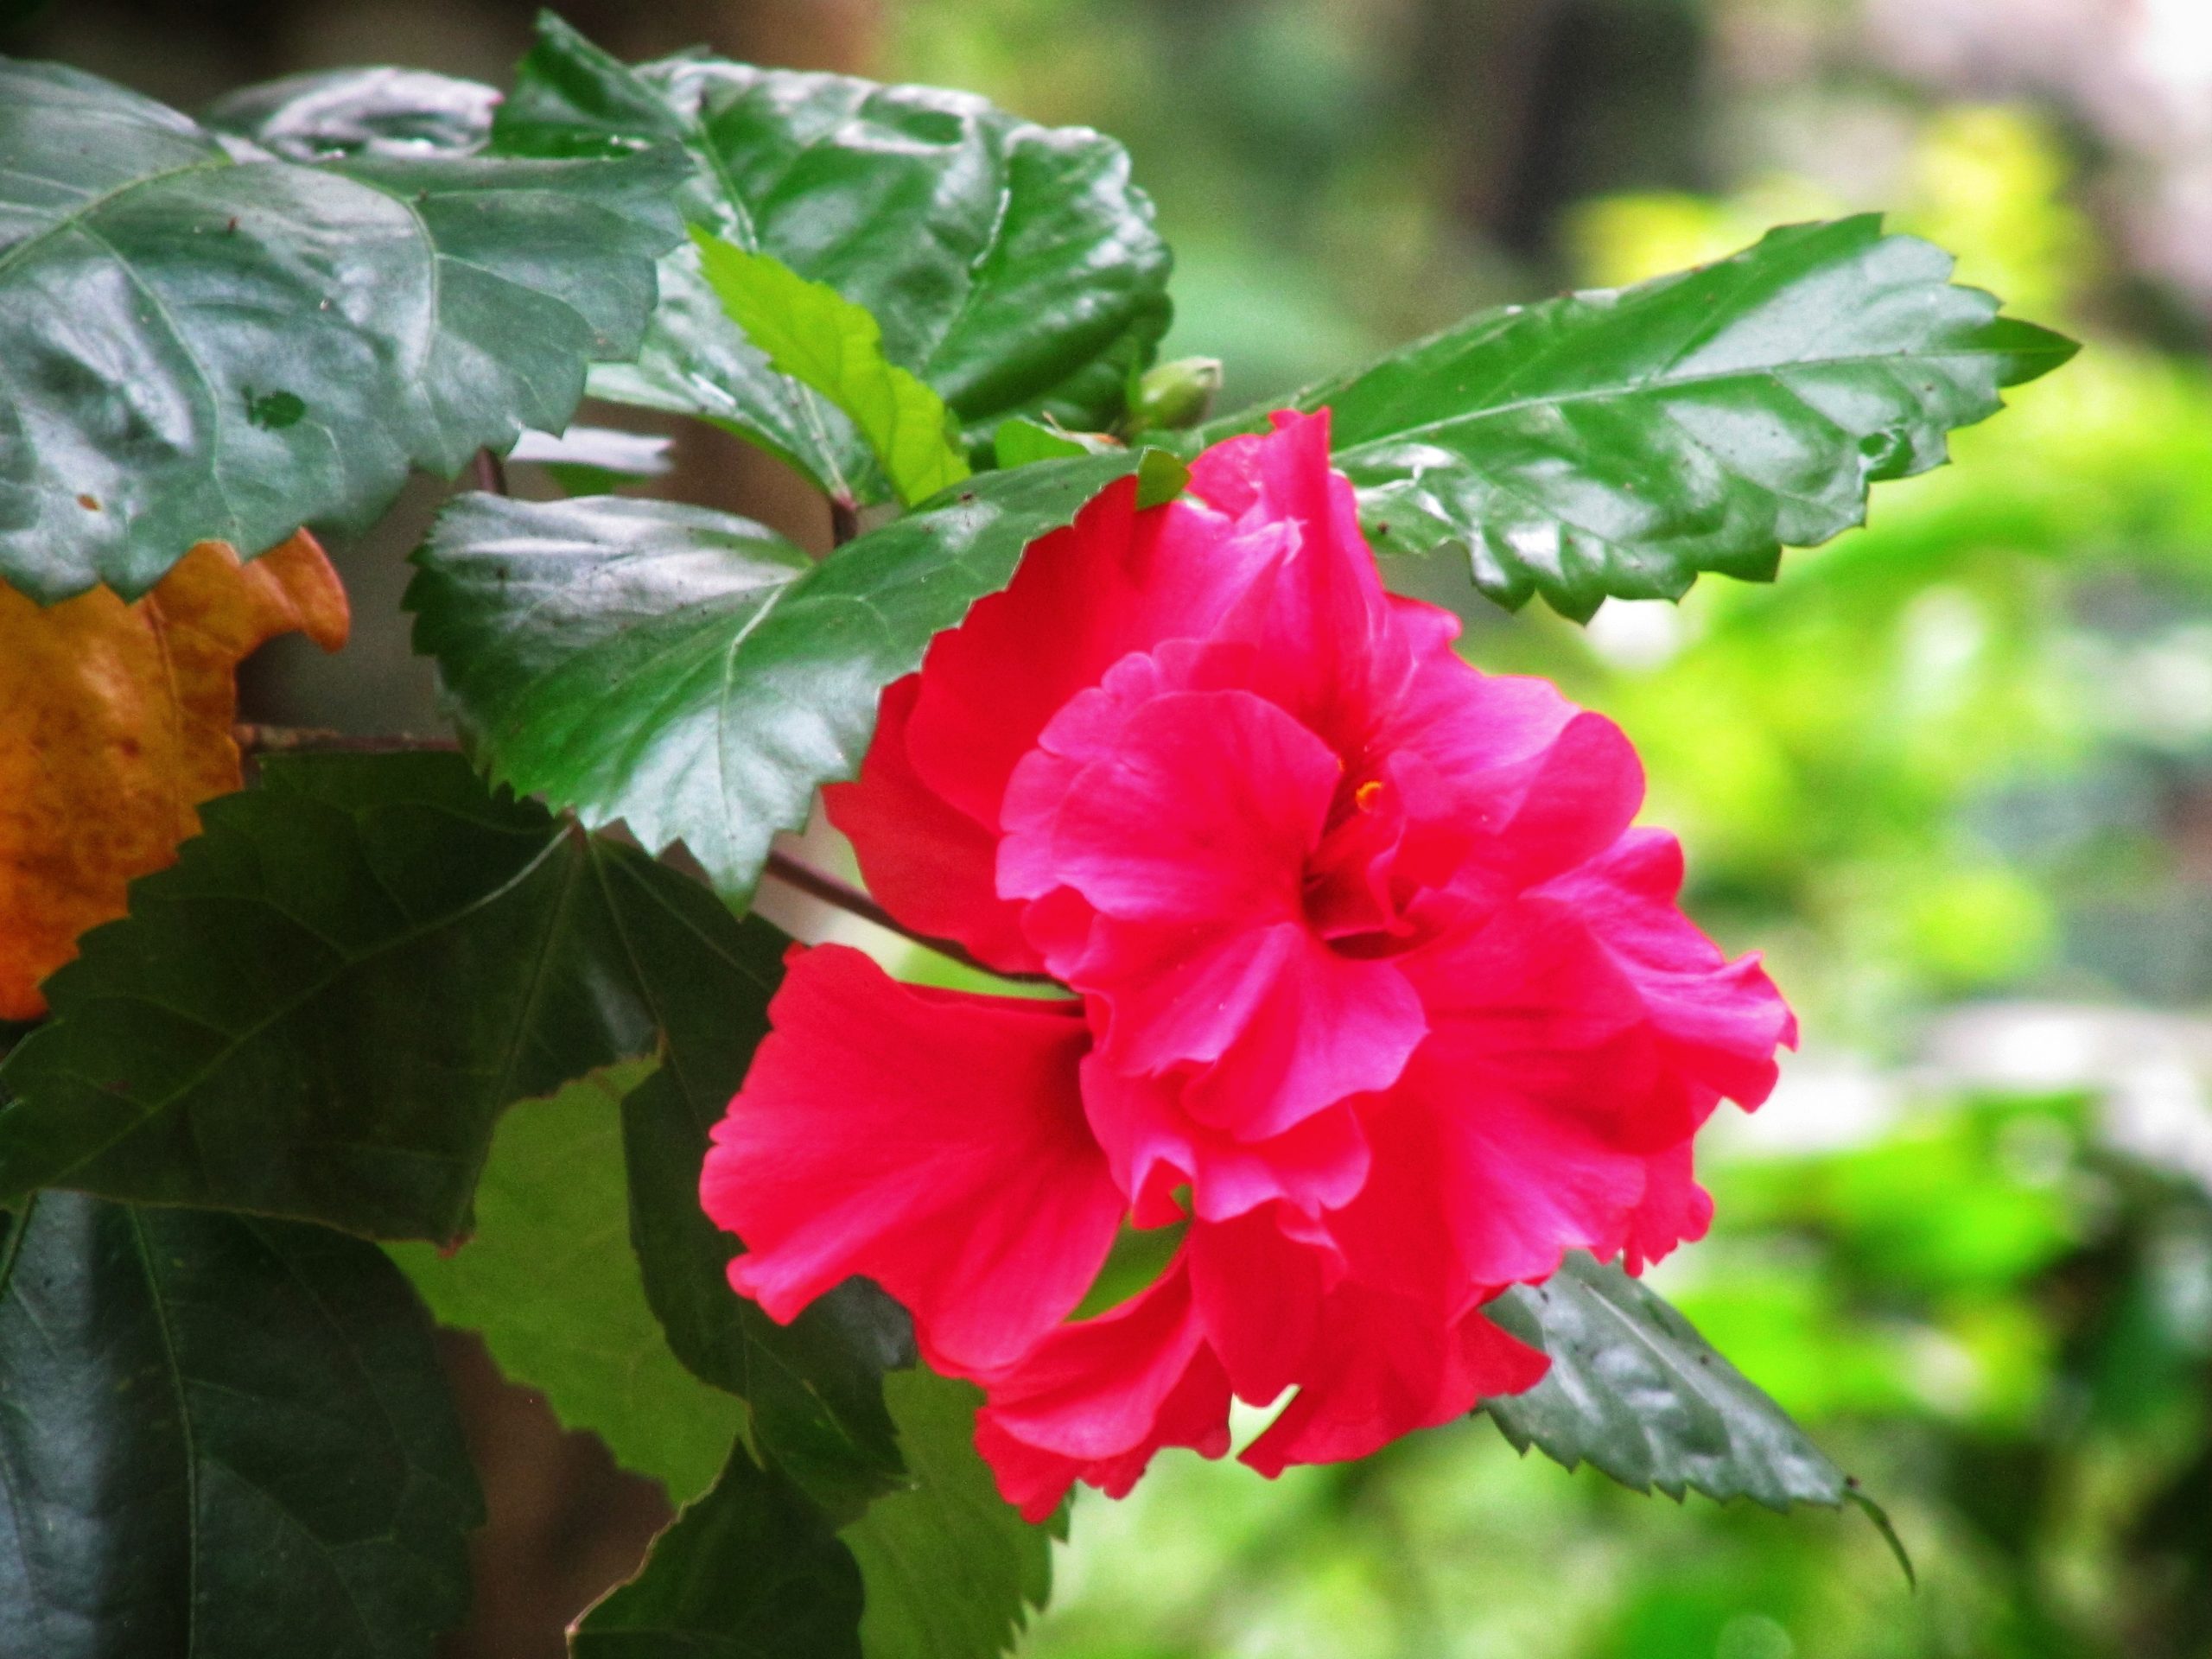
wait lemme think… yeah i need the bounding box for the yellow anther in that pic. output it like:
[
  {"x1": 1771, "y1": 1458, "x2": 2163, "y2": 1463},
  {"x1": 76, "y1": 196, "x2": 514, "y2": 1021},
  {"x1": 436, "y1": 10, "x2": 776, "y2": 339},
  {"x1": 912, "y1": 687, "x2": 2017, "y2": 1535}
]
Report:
[{"x1": 1354, "y1": 779, "x2": 1384, "y2": 811}]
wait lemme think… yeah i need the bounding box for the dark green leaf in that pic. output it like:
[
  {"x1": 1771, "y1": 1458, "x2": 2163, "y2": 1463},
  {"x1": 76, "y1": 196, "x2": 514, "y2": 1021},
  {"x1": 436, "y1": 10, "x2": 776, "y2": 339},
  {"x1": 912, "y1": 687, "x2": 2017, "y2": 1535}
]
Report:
[
  {"x1": 203, "y1": 67, "x2": 498, "y2": 159},
  {"x1": 590, "y1": 844, "x2": 911, "y2": 1519},
  {"x1": 692, "y1": 232, "x2": 969, "y2": 506},
  {"x1": 493, "y1": 15, "x2": 1170, "y2": 503},
  {"x1": 569, "y1": 1440, "x2": 864, "y2": 1659},
  {"x1": 0, "y1": 57, "x2": 684, "y2": 602},
  {"x1": 1251, "y1": 216, "x2": 2076, "y2": 620},
  {"x1": 0, "y1": 752, "x2": 658, "y2": 1242},
  {"x1": 1481, "y1": 1251, "x2": 1870, "y2": 1514},
  {"x1": 842, "y1": 1370, "x2": 1057, "y2": 1659},
  {"x1": 409, "y1": 449, "x2": 1147, "y2": 896},
  {"x1": 387, "y1": 1061, "x2": 745, "y2": 1504},
  {"x1": 0, "y1": 1192, "x2": 482, "y2": 1659}
]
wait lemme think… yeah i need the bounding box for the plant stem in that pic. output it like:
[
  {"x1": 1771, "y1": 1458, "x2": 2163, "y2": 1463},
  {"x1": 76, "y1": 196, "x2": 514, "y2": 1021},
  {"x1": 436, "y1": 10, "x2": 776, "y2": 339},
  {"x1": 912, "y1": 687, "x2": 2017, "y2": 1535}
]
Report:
[
  {"x1": 228, "y1": 726, "x2": 1056, "y2": 990},
  {"x1": 760, "y1": 849, "x2": 1057, "y2": 988},
  {"x1": 472, "y1": 447, "x2": 509, "y2": 494},
  {"x1": 829, "y1": 496, "x2": 861, "y2": 548}
]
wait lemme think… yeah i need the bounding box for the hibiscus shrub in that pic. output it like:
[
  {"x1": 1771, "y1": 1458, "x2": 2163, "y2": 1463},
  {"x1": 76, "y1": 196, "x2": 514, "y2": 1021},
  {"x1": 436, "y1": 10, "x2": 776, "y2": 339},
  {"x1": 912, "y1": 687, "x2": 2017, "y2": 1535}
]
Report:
[{"x1": 0, "y1": 14, "x2": 2071, "y2": 1656}]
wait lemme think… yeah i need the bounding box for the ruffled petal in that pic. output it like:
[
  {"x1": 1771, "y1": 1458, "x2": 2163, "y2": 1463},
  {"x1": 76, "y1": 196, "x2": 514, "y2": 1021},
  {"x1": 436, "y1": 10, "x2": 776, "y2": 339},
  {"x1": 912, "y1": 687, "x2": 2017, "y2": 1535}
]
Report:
[
  {"x1": 902, "y1": 477, "x2": 1289, "y2": 828},
  {"x1": 1240, "y1": 1287, "x2": 1546, "y2": 1477},
  {"x1": 1004, "y1": 660, "x2": 1427, "y2": 1137},
  {"x1": 1081, "y1": 1055, "x2": 1373, "y2": 1226},
  {"x1": 1010, "y1": 687, "x2": 1338, "y2": 927},
  {"x1": 1536, "y1": 827, "x2": 1798, "y2": 1108},
  {"x1": 823, "y1": 677, "x2": 1040, "y2": 974},
  {"x1": 973, "y1": 1258, "x2": 1233, "y2": 1522},
  {"x1": 1188, "y1": 1206, "x2": 1336, "y2": 1404},
  {"x1": 702, "y1": 945, "x2": 1122, "y2": 1373}
]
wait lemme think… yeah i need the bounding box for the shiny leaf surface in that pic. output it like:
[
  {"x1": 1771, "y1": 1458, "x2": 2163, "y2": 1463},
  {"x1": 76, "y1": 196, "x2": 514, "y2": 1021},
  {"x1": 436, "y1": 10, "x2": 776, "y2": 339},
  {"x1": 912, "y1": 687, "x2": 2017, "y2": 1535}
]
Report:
[
  {"x1": 1257, "y1": 216, "x2": 2075, "y2": 620},
  {"x1": 493, "y1": 15, "x2": 1169, "y2": 503},
  {"x1": 0, "y1": 56, "x2": 683, "y2": 601},
  {"x1": 408, "y1": 450, "x2": 1148, "y2": 896},
  {"x1": 1483, "y1": 1252, "x2": 1864, "y2": 1513},
  {"x1": 692, "y1": 232, "x2": 969, "y2": 506}
]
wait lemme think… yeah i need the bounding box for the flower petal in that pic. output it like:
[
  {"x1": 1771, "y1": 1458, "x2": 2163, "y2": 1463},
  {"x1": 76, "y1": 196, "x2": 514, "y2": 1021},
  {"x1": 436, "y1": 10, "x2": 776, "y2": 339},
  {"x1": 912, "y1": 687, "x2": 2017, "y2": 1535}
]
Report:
[
  {"x1": 1081, "y1": 1055, "x2": 1373, "y2": 1225},
  {"x1": 823, "y1": 676, "x2": 1040, "y2": 973},
  {"x1": 903, "y1": 476, "x2": 1288, "y2": 828},
  {"x1": 1240, "y1": 1287, "x2": 1546, "y2": 1477},
  {"x1": 1537, "y1": 827, "x2": 1798, "y2": 1108},
  {"x1": 702, "y1": 944, "x2": 1122, "y2": 1372},
  {"x1": 974, "y1": 1258, "x2": 1233, "y2": 1522}
]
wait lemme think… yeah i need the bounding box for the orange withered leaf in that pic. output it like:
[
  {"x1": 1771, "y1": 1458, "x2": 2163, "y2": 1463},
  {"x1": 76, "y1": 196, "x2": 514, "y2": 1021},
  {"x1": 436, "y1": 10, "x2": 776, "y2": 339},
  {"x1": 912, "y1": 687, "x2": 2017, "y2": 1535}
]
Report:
[{"x1": 0, "y1": 533, "x2": 350, "y2": 1020}]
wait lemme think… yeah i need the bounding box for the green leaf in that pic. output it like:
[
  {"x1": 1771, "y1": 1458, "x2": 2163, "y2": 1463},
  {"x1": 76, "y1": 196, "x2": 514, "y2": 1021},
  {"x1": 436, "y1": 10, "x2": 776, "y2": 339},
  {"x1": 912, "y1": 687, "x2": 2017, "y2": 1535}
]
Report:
[
  {"x1": 510, "y1": 425, "x2": 674, "y2": 495},
  {"x1": 570, "y1": 1440, "x2": 865, "y2": 1659},
  {"x1": 842, "y1": 1370, "x2": 1057, "y2": 1659},
  {"x1": 993, "y1": 418, "x2": 1115, "y2": 467},
  {"x1": 387, "y1": 1061, "x2": 746, "y2": 1504},
  {"x1": 691, "y1": 233, "x2": 969, "y2": 506},
  {"x1": 492, "y1": 15, "x2": 1170, "y2": 504},
  {"x1": 408, "y1": 448, "x2": 1148, "y2": 896},
  {"x1": 0, "y1": 1191, "x2": 482, "y2": 1658},
  {"x1": 1134, "y1": 446, "x2": 1190, "y2": 509},
  {"x1": 591, "y1": 846, "x2": 911, "y2": 1519},
  {"x1": 1252, "y1": 215, "x2": 2076, "y2": 620},
  {"x1": 0, "y1": 56, "x2": 685, "y2": 602},
  {"x1": 203, "y1": 66, "x2": 499, "y2": 159},
  {"x1": 1479, "y1": 1251, "x2": 1909, "y2": 1566},
  {"x1": 0, "y1": 752, "x2": 658, "y2": 1242},
  {"x1": 1479, "y1": 1252, "x2": 1845, "y2": 1505}
]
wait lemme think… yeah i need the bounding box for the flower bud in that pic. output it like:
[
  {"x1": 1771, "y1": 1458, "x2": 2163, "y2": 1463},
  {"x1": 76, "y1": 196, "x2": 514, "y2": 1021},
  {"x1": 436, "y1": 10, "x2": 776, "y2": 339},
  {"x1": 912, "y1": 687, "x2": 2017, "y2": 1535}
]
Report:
[{"x1": 1125, "y1": 357, "x2": 1224, "y2": 433}]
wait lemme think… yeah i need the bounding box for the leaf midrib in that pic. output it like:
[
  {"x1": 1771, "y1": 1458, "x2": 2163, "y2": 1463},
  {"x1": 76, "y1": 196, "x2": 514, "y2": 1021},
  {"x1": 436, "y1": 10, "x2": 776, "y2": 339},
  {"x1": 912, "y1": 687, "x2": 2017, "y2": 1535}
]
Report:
[{"x1": 0, "y1": 153, "x2": 232, "y2": 284}]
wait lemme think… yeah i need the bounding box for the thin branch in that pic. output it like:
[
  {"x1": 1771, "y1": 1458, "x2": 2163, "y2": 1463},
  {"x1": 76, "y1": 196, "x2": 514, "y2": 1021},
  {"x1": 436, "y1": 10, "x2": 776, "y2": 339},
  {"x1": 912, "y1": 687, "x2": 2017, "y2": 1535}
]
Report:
[
  {"x1": 473, "y1": 447, "x2": 510, "y2": 495},
  {"x1": 761, "y1": 849, "x2": 1058, "y2": 988}
]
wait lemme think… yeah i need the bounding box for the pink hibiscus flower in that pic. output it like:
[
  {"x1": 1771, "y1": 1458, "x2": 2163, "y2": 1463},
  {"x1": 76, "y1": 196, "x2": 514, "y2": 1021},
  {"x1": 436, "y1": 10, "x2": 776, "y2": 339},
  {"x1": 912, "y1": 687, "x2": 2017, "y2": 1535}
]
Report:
[{"x1": 702, "y1": 410, "x2": 1796, "y2": 1520}]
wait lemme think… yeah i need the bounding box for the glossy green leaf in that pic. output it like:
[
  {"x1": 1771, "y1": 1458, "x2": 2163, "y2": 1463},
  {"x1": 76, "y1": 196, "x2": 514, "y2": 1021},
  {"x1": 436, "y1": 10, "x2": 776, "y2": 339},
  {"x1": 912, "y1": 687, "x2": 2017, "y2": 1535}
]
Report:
[
  {"x1": 409, "y1": 448, "x2": 1148, "y2": 896},
  {"x1": 0, "y1": 56, "x2": 684, "y2": 602},
  {"x1": 570, "y1": 1440, "x2": 864, "y2": 1659},
  {"x1": 1479, "y1": 1250, "x2": 1909, "y2": 1576},
  {"x1": 0, "y1": 1191, "x2": 482, "y2": 1659},
  {"x1": 842, "y1": 1370, "x2": 1057, "y2": 1659},
  {"x1": 387, "y1": 1061, "x2": 745, "y2": 1504},
  {"x1": 203, "y1": 66, "x2": 498, "y2": 159},
  {"x1": 692, "y1": 233, "x2": 969, "y2": 506},
  {"x1": 492, "y1": 15, "x2": 1170, "y2": 504},
  {"x1": 592, "y1": 847, "x2": 911, "y2": 1519},
  {"x1": 509, "y1": 424, "x2": 674, "y2": 495},
  {"x1": 0, "y1": 753, "x2": 658, "y2": 1242},
  {"x1": 1252, "y1": 215, "x2": 2076, "y2": 620}
]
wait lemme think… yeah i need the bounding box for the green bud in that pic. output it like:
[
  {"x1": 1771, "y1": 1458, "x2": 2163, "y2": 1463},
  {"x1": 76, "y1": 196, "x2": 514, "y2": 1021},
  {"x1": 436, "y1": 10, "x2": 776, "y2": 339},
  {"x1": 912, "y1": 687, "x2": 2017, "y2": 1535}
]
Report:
[{"x1": 1126, "y1": 357, "x2": 1224, "y2": 433}]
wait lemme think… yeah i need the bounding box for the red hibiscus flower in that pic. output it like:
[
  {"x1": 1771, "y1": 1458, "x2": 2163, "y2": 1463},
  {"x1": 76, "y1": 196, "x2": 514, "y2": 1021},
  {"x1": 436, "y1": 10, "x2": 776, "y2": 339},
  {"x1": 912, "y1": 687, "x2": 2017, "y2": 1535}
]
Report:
[{"x1": 702, "y1": 410, "x2": 1796, "y2": 1520}]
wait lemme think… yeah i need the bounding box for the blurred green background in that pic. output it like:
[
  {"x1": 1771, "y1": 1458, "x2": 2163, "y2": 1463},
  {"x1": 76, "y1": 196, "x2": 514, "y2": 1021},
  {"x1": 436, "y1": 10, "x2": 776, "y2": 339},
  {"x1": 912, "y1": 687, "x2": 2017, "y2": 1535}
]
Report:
[{"x1": 13, "y1": 0, "x2": 2212, "y2": 1655}]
